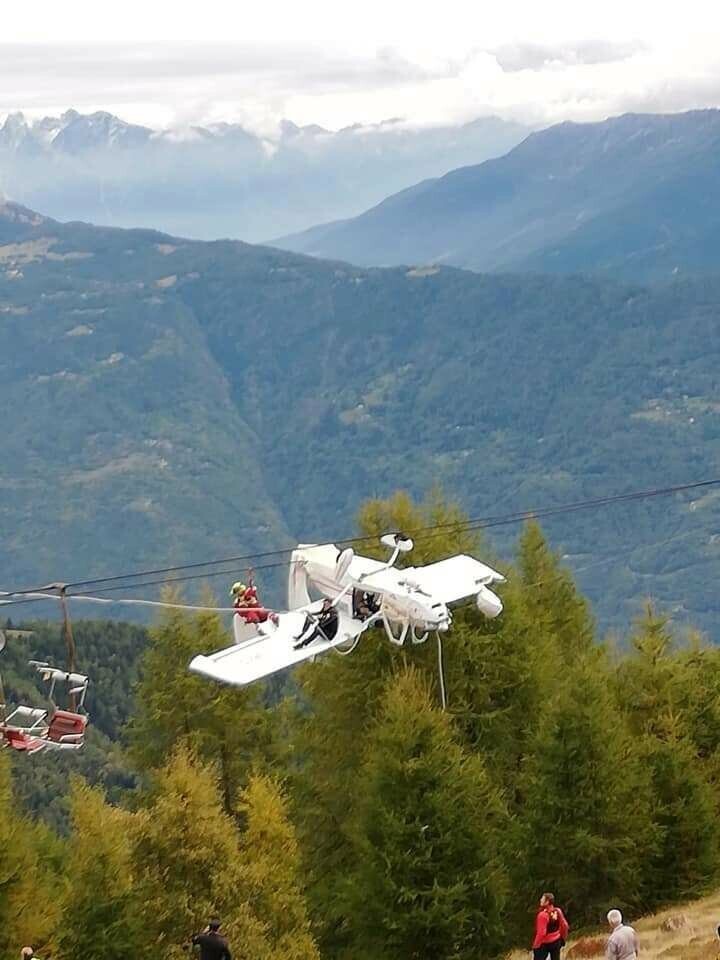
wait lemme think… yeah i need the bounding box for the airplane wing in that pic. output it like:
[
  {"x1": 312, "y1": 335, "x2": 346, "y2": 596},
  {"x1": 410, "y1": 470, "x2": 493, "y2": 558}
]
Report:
[
  {"x1": 406, "y1": 554, "x2": 505, "y2": 606},
  {"x1": 188, "y1": 606, "x2": 369, "y2": 687}
]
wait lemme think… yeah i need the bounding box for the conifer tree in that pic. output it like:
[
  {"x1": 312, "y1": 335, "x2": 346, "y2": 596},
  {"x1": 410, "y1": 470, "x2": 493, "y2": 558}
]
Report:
[
  {"x1": 131, "y1": 746, "x2": 269, "y2": 960},
  {"x1": 54, "y1": 778, "x2": 140, "y2": 960},
  {"x1": 357, "y1": 489, "x2": 483, "y2": 565},
  {"x1": 129, "y1": 596, "x2": 270, "y2": 811},
  {"x1": 238, "y1": 774, "x2": 319, "y2": 960},
  {"x1": 638, "y1": 727, "x2": 718, "y2": 901},
  {"x1": 674, "y1": 641, "x2": 720, "y2": 786},
  {"x1": 344, "y1": 668, "x2": 509, "y2": 960},
  {"x1": 292, "y1": 492, "x2": 492, "y2": 951},
  {"x1": 517, "y1": 521, "x2": 594, "y2": 657},
  {"x1": 618, "y1": 603, "x2": 677, "y2": 738},
  {"x1": 445, "y1": 579, "x2": 546, "y2": 797},
  {"x1": 519, "y1": 652, "x2": 656, "y2": 922},
  {"x1": 0, "y1": 754, "x2": 59, "y2": 956},
  {"x1": 618, "y1": 607, "x2": 719, "y2": 900}
]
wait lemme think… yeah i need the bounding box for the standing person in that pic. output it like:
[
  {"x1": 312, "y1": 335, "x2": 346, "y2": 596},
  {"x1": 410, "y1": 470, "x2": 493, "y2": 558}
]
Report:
[
  {"x1": 532, "y1": 892, "x2": 569, "y2": 960},
  {"x1": 191, "y1": 919, "x2": 232, "y2": 960},
  {"x1": 606, "y1": 910, "x2": 638, "y2": 960}
]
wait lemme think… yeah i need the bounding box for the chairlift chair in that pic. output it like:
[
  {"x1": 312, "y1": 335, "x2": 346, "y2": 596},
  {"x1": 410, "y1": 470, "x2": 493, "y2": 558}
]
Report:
[{"x1": 0, "y1": 660, "x2": 90, "y2": 755}]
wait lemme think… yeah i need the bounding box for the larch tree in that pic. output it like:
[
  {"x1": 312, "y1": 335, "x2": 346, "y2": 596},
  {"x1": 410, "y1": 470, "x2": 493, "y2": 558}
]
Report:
[
  {"x1": 674, "y1": 641, "x2": 720, "y2": 787},
  {"x1": 291, "y1": 491, "x2": 491, "y2": 954},
  {"x1": 618, "y1": 607, "x2": 719, "y2": 901},
  {"x1": 128, "y1": 594, "x2": 272, "y2": 812},
  {"x1": 54, "y1": 778, "x2": 141, "y2": 960},
  {"x1": 638, "y1": 727, "x2": 718, "y2": 901},
  {"x1": 518, "y1": 650, "x2": 656, "y2": 923},
  {"x1": 238, "y1": 773, "x2": 319, "y2": 960},
  {"x1": 344, "y1": 668, "x2": 509, "y2": 960},
  {"x1": 517, "y1": 520, "x2": 594, "y2": 658},
  {"x1": 131, "y1": 746, "x2": 269, "y2": 960},
  {"x1": 0, "y1": 754, "x2": 59, "y2": 956}
]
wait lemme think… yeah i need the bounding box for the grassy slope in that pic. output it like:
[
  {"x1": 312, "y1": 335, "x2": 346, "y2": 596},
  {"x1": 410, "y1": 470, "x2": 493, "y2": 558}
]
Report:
[{"x1": 508, "y1": 890, "x2": 720, "y2": 959}]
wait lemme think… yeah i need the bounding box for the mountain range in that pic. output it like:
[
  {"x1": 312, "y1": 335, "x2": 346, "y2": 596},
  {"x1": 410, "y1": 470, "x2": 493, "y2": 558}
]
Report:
[
  {"x1": 278, "y1": 109, "x2": 720, "y2": 284},
  {"x1": 2, "y1": 198, "x2": 720, "y2": 633},
  {"x1": 0, "y1": 109, "x2": 529, "y2": 242}
]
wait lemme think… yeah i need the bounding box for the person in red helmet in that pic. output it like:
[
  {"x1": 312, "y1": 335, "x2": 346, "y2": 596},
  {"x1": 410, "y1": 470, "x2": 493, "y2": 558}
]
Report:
[
  {"x1": 230, "y1": 573, "x2": 270, "y2": 624},
  {"x1": 532, "y1": 892, "x2": 569, "y2": 960}
]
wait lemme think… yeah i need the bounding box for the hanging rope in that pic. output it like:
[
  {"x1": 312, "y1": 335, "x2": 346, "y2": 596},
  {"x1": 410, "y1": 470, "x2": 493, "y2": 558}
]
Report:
[
  {"x1": 0, "y1": 668, "x2": 7, "y2": 726},
  {"x1": 436, "y1": 631, "x2": 447, "y2": 711}
]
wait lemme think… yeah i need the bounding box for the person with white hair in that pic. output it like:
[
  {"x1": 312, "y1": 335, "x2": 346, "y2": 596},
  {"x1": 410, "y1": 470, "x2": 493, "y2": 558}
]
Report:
[{"x1": 606, "y1": 909, "x2": 639, "y2": 960}]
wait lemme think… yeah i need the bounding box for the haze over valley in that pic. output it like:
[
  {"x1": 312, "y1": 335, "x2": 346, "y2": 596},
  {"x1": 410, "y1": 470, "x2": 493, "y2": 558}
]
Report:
[{"x1": 0, "y1": 109, "x2": 529, "y2": 241}]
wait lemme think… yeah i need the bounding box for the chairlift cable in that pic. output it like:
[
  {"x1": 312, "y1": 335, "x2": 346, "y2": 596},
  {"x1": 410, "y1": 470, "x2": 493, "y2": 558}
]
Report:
[
  {"x1": 0, "y1": 519, "x2": 711, "y2": 615},
  {"x1": 1, "y1": 476, "x2": 719, "y2": 608},
  {"x1": 60, "y1": 475, "x2": 720, "y2": 585}
]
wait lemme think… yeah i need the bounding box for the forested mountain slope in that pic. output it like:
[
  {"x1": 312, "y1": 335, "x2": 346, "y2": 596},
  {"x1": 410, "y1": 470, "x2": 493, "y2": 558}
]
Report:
[
  {"x1": 277, "y1": 109, "x2": 720, "y2": 284},
  {"x1": 2, "y1": 201, "x2": 720, "y2": 631}
]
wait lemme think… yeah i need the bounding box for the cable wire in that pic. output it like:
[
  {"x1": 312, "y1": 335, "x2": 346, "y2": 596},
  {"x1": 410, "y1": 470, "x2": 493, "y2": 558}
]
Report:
[{"x1": 2, "y1": 476, "x2": 718, "y2": 608}]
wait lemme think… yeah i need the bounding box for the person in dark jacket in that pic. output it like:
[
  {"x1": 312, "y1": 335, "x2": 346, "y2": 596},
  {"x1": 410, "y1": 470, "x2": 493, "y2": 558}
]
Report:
[
  {"x1": 532, "y1": 893, "x2": 569, "y2": 960},
  {"x1": 191, "y1": 919, "x2": 232, "y2": 960},
  {"x1": 293, "y1": 598, "x2": 339, "y2": 649}
]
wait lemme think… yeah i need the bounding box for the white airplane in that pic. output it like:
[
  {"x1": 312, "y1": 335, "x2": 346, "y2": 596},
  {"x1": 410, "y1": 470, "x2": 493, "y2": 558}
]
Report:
[{"x1": 189, "y1": 534, "x2": 505, "y2": 688}]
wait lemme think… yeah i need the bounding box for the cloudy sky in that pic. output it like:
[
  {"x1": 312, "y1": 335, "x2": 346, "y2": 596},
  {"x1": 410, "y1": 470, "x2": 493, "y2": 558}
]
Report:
[{"x1": 2, "y1": 0, "x2": 720, "y2": 133}]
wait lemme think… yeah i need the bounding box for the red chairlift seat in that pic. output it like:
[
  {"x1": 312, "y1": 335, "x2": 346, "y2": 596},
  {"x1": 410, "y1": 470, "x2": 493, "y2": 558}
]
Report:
[
  {"x1": 47, "y1": 709, "x2": 88, "y2": 744},
  {"x1": 0, "y1": 661, "x2": 90, "y2": 756},
  {"x1": 2, "y1": 727, "x2": 47, "y2": 754}
]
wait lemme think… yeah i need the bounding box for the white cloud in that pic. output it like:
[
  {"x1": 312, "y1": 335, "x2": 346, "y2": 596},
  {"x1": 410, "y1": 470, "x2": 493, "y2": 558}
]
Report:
[
  {"x1": 491, "y1": 39, "x2": 644, "y2": 73},
  {"x1": 1, "y1": 2, "x2": 720, "y2": 132}
]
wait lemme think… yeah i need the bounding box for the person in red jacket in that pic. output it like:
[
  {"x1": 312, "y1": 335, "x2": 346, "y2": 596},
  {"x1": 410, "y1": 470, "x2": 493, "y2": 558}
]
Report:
[
  {"x1": 230, "y1": 574, "x2": 271, "y2": 624},
  {"x1": 532, "y1": 892, "x2": 569, "y2": 960}
]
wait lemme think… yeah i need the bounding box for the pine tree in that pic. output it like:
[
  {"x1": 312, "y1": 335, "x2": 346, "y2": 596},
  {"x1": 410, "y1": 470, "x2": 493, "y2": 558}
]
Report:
[
  {"x1": 54, "y1": 778, "x2": 140, "y2": 960},
  {"x1": 238, "y1": 774, "x2": 319, "y2": 960},
  {"x1": 128, "y1": 595, "x2": 271, "y2": 811},
  {"x1": 131, "y1": 746, "x2": 269, "y2": 960},
  {"x1": 344, "y1": 668, "x2": 509, "y2": 960}
]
